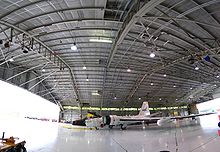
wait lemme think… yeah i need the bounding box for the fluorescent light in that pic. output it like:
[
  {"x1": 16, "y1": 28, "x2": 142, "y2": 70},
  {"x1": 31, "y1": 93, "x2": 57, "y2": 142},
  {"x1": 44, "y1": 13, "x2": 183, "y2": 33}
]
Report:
[
  {"x1": 127, "y1": 68, "x2": 131, "y2": 72},
  {"x1": 89, "y1": 39, "x2": 112, "y2": 43},
  {"x1": 150, "y1": 52, "x2": 155, "y2": 58},
  {"x1": 92, "y1": 92, "x2": 100, "y2": 96},
  {"x1": 83, "y1": 66, "x2": 87, "y2": 70}
]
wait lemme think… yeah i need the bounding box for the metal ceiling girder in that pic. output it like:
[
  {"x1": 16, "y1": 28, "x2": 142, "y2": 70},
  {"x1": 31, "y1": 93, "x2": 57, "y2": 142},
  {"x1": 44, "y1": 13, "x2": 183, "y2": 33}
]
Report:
[
  {"x1": 8, "y1": 36, "x2": 116, "y2": 53},
  {"x1": 0, "y1": 20, "x2": 80, "y2": 109},
  {"x1": 42, "y1": 35, "x2": 116, "y2": 43},
  {"x1": 190, "y1": 0, "x2": 220, "y2": 41},
  {"x1": 149, "y1": 0, "x2": 220, "y2": 41},
  {"x1": 107, "y1": 0, "x2": 166, "y2": 68},
  {"x1": 144, "y1": 16, "x2": 220, "y2": 30},
  {"x1": 0, "y1": 0, "x2": 45, "y2": 19},
  {"x1": 140, "y1": 18, "x2": 211, "y2": 51},
  {"x1": 26, "y1": 18, "x2": 122, "y2": 32},
  {"x1": 7, "y1": 7, "x2": 123, "y2": 27},
  {"x1": 36, "y1": 27, "x2": 119, "y2": 37},
  {"x1": 0, "y1": 19, "x2": 122, "y2": 42},
  {"x1": 126, "y1": 46, "x2": 220, "y2": 102}
]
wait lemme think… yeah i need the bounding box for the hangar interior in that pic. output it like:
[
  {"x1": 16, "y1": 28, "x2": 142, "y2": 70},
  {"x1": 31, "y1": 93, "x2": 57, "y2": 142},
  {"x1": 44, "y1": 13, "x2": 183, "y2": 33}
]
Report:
[{"x1": 1, "y1": 0, "x2": 220, "y2": 152}]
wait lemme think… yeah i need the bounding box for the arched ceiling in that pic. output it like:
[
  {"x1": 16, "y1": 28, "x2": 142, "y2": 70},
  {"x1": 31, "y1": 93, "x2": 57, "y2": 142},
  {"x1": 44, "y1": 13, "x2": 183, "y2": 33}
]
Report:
[{"x1": 0, "y1": 0, "x2": 220, "y2": 109}]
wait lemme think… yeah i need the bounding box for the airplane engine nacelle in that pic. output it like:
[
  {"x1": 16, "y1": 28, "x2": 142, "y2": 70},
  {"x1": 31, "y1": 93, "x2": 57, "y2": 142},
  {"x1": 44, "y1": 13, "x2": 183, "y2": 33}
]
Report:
[
  {"x1": 157, "y1": 118, "x2": 173, "y2": 126},
  {"x1": 103, "y1": 115, "x2": 120, "y2": 126}
]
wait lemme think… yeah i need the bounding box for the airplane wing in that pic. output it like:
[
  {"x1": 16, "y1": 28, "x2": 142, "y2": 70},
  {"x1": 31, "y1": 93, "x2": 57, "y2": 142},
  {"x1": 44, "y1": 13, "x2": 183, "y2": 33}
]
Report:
[
  {"x1": 118, "y1": 112, "x2": 215, "y2": 127},
  {"x1": 170, "y1": 112, "x2": 216, "y2": 120}
]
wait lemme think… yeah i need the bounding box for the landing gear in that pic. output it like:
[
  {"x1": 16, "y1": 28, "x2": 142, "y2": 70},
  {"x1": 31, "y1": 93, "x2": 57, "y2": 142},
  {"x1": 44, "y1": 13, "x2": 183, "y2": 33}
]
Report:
[
  {"x1": 109, "y1": 125, "x2": 114, "y2": 129},
  {"x1": 120, "y1": 124, "x2": 127, "y2": 130}
]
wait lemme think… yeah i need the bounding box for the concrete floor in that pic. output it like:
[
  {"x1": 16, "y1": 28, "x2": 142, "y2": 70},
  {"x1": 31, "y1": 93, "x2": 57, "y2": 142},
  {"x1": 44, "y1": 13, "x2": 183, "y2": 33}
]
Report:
[{"x1": 1, "y1": 114, "x2": 220, "y2": 152}]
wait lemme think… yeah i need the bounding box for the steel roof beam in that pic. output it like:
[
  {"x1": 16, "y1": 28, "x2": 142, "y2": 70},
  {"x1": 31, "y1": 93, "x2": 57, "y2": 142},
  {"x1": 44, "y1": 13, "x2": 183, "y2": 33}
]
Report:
[
  {"x1": 0, "y1": 21, "x2": 81, "y2": 109},
  {"x1": 140, "y1": 18, "x2": 208, "y2": 51},
  {"x1": 107, "y1": 0, "x2": 166, "y2": 68},
  {"x1": 0, "y1": 0, "x2": 46, "y2": 19},
  {"x1": 7, "y1": 7, "x2": 124, "y2": 27},
  {"x1": 144, "y1": 16, "x2": 220, "y2": 31},
  {"x1": 126, "y1": 46, "x2": 220, "y2": 102},
  {"x1": 155, "y1": 2, "x2": 220, "y2": 48},
  {"x1": 26, "y1": 18, "x2": 121, "y2": 32},
  {"x1": 36, "y1": 27, "x2": 119, "y2": 37}
]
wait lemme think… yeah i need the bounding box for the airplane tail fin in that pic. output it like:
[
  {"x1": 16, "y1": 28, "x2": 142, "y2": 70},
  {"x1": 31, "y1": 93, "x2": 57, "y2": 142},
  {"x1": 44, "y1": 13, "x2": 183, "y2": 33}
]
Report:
[{"x1": 138, "y1": 102, "x2": 150, "y2": 116}]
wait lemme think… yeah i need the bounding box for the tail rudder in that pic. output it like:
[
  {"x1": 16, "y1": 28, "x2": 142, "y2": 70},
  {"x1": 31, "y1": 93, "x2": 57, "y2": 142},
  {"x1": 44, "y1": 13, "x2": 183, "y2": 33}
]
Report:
[{"x1": 138, "y1": 102, "x2": 150, "y2": 116}]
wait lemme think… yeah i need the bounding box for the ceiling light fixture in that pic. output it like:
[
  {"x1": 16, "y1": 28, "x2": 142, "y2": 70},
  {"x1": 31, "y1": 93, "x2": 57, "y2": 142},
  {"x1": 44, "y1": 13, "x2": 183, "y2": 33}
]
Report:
[
  {"x1": 150, "y1": 83, "x2": 154, "y2": 86},
  {"x1": 42, "y1": 69, "x2": 46, "y2": 72},
  {"x1": 159, "y1": 98, "x2": 162, "y2": 101},
  {"x1": 195, "y1": 66, "x2": 199, "y2": 70},
  {"x1": 217, "y1": 75, "x2": 219, "y2": 78},
  {"x1": 173, "y1": 85, "x2": 176, "y2": 88},
  {"x1": 138, "y1": 97, "x2": 141, "y2": 100},
  {"x1": 89, "y1": 39, "x2": 112, "y2": 43},
  {"x1": 22, "y1": 47, "x2": 29, "y2": 54},
  {"x1": 8, "y1": 58, "x2": 14, "y2": 62},
  {"x1": 114, "y1": 96, "x2": 117, "y2": 100},
  {"x1": 190, "y1": 87, "x2": 193, "y2": 90},
  {"x1": 83, "y1": 66, "x2": 87, "y2": 70},
  {"x1": 71, "y1": 42, "x2": 77, "y2": 51},
  {"x1": 149, "y1": 52, "x2": 155, "y2": 58},
  {"x1": 86, "y1": 75, "x2": 89, "y2": 81},
  {"x1": 127, "y1": 68, "x2": 131, "y2": 72},
  {"x1": 163, "y1": 74, "x2": 167, "y2": 77}
]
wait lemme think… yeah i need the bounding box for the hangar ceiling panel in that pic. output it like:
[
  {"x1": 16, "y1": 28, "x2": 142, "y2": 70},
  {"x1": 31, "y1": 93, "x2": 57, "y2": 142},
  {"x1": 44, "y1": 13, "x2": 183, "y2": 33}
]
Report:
[{"x1": 0, "y1": 0, "x2": 220, "y2": 110}]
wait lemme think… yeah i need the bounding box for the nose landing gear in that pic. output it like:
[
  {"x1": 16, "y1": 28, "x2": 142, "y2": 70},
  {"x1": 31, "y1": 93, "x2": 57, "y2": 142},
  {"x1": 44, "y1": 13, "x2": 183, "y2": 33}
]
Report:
[{"x1": 120, "y1": 124, "x2": 127, "y2": 130}]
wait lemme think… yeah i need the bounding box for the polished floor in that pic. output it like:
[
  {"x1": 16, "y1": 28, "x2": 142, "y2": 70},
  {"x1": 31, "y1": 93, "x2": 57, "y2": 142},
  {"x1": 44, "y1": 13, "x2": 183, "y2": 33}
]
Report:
[{"x1": 1, "y1": 114, "x2": 220, "y2": 152}]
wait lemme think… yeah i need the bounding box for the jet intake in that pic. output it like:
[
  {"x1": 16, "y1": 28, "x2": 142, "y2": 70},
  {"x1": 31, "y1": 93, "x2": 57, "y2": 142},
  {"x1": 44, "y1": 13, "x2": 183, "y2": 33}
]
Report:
[
  {"x1": 157, "y1": 118, "x2": 173, "y2": 126},
  {"x1": 103, "y1": 116, "x2": 111, "y2": 125}
]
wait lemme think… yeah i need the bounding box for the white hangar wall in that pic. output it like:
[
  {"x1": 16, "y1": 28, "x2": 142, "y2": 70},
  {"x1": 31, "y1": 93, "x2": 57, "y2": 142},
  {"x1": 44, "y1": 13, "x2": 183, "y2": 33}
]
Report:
[{"x1": 0, "y1": 80, "x2": 60, "y2": 121}]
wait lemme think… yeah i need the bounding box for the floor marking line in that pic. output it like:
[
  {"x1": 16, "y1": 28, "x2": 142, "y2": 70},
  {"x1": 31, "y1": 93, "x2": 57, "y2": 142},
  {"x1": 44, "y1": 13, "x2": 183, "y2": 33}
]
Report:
[
  {"x1": 62, "y1": 125, "x2": 96, "y2": 130},
  {"x1": 175, "y1": 127, "x2": 178, "y2": 152},
  {"x1": 189, "y1": 135, "x2": 218, "y2": 152},
  {"x1": 112, "y1": 138, "x2": 128, "y2": 152}
]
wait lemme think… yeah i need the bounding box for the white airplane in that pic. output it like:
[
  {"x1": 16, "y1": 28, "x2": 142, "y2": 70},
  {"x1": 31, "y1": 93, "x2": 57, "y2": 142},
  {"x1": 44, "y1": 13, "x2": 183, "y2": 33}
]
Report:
[{"x1": 85, "y1": 102, "x2": 214, "y2": 130}]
